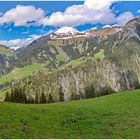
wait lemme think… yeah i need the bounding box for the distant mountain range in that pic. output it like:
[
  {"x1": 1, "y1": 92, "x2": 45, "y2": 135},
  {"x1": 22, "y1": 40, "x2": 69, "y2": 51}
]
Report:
[{"x1": 0, "y1": 17, "x2": 140, "y2": 102}]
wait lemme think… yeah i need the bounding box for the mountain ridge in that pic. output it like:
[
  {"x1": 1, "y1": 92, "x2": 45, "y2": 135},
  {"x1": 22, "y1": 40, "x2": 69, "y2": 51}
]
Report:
[{"x1": 0, "y1": 17, "x2": 140, "y2": 103}]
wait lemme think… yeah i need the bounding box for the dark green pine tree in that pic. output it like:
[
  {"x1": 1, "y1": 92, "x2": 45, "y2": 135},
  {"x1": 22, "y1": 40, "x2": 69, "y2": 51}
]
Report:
[
  {"x1": 70, "y1": 91, "x2": 76, "y2": 100},
  {"x1": 59, "y1": 85, "x2": 64, "y2": 102},
  {"x1": 40, "y1": 91, "x2": 47, "y2": 103},
  {"x1": 35, "y1": 94, "x2": 39, "y2": 104},
  {"x1": 20, "y1": 88, "x2": 27, "y2": 103},
  {"x1": 10, "y1": 88, "x2": 16, "y2": 102},
  {"x1": 27, "y1": 97, "x2": 35, "y2": 104},
  {"x1": 4, "y1": 92, "x2": 10, "y2": 102},
  {"x1": 4, "y1": 87, "x2": 27, "y2": 103},
  {"x1": 85, "y1": 84, "x2": 95, "y2": 99},
  {"x1": 48, "y1": 94, "x2": 55, "y2": 103}
]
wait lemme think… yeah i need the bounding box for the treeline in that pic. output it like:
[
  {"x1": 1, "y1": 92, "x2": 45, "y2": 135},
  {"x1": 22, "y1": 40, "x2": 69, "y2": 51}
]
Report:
[
  {"x1": 70, "y1": 84, "x2": 115, "y2": 100},
  {"x1": 4, "y1": 84, "x2": 115, "y2": 104},
  {"x1": 4, "y1": 85, "x2": 64, "y2": 104}
]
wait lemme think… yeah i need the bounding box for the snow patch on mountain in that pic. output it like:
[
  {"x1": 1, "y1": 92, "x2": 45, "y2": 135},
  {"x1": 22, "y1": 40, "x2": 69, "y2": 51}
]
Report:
[{"x1": 54, "y1": 27, "x2": 79, "y2": 35}]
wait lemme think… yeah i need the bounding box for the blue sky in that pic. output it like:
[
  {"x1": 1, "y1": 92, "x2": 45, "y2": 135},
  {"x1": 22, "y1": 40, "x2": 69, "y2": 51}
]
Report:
[{"x1": 0, "y1": 0, "x2": 140, "y2": 49}]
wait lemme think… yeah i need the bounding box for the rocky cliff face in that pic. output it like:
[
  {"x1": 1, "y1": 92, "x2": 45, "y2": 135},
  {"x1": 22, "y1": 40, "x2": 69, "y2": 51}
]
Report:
[{"x1": 12, "y1": 56, "x2": 140, "y2": 101}]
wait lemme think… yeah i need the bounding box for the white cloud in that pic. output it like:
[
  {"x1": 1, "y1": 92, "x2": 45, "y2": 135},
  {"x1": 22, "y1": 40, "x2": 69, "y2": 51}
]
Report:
[
  {"x1": 0, "y1": 0, "x2": 135, "y2": 28},
  {"x1": 0, "y1": 34, "x2": 41, "y2": 49},
  {"x1": 39, "y1": 0, "x2": 134, "y2": 27},
  {"x1": 21, "y1": 31, "x2": 29, "y2": 34},
  {"x1": 0, "y1": 5, "x2": 45, "y2": 26},
  {"x1": 137, "y1": 9, "x2": 140, "y2": 13},
  {"x1": 0, "y1": 29, "x2": 54, "y2": 49},
  {"x1": 84, "y1": 0, "x2": 114, "y2": 10},
  {"x1": 116, "y1": 11, "x2": 134, "y2": 26},
  {"x1": 40, "y1": 0, "x2": 117, "y2": 27}
]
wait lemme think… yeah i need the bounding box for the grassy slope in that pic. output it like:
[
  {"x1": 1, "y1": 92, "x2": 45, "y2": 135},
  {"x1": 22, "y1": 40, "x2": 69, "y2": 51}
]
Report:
[
  {"x1": 0, "y1": 90, "x2": 140, "y2": 139},
  {"x1": 63, "y1": 49, "x2": 105, "y2": 69},
  {"x1": 0, "y1": 63, "x2": 47, "y2": 84},
  {"x1": 0, "y1": 46, "x2": 14, "y2": 56}
]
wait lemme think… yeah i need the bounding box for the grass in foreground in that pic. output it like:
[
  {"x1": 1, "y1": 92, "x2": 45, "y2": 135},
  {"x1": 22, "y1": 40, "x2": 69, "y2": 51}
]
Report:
[{"x1": 0, "y1": 90, "x2": 140, "y2": 139}]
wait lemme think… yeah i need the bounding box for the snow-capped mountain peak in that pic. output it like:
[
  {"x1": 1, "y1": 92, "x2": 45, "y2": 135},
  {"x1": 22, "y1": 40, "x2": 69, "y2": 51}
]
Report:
[
  {"x1": 50, "y1": 26, "x2": 123, "y2": 40},
  {"x1": 54, "y1": 26, "x2": 79, "y2": 35}
]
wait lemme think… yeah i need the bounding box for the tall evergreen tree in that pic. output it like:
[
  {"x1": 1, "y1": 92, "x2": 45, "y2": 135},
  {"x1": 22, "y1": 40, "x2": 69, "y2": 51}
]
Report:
[
  {"x1": 35, "y1": 94, "x2": 39, "y2": 104},
  {"x1": 59, "y1": 85, "x2": 64, "y2": 102},
  {"x1": 85, "y1": 84, "x2": 95, "y2": 99},
  {"x1": 70, "y1": 92, "x2": 76, "y2": 100},
  {"x1": 27, "y1": 96, "x2": 35, "y2": 104},
  {"x1": 4, "y1": 92, "x2": 10, "y2": 102},
  {"x1": 40, "y1": 91, "x2": 47, "y2": 103},
  {"x1": 48, "y1": 94, "x2": 55, "y2": 103}
]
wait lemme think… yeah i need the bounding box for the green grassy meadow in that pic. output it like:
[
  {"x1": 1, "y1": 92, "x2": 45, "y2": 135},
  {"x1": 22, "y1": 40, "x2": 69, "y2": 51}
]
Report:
[
  {"x1": 0, "y1": 90, "x2": 140, "y2": 139},
  {"x1": 0, "y1": 63, "x2": 46, "y2": 84}
]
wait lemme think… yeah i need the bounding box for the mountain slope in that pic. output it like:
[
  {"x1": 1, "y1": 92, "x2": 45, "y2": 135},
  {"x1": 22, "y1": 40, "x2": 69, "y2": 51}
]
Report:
[
  {"x1": 15, "y1": 26, "x2": 122, "y2": 67},
  {"x1": 0, "y1": 17, "x2": 140, "y2": 102},
  {"x1": 4, "y1": 17, "x2": 139, "y2": 102},
  {"x1": 0, "y1": 45, "x2": 15, "y2": 77},
  {"x1": 0, "y1": 26, "x2": 122, "y2": 91}
]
